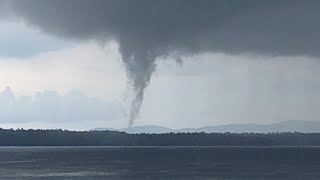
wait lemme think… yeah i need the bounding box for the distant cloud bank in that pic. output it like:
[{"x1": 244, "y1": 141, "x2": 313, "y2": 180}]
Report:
[{"x1": 0, "y1": 87, "x2": 123, "y2": 123}]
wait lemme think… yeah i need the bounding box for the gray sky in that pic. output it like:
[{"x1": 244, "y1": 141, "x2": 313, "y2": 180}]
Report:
[{"x1": 0, "y1": 0, "x2": 320, "y2": 130}]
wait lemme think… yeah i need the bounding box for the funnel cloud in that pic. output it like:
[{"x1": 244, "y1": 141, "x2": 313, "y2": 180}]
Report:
[{"x1": 3, "y1": 0, "x2": 320, "y2": 126}]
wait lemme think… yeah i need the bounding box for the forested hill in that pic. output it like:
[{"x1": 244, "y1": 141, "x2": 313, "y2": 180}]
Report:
[{"x1": 1, "y1": 128, "x2": 320, "y2": 146}]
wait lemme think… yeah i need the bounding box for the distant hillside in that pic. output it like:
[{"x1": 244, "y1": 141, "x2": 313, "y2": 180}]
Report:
[
  {"x1": 91, "y1": 120, "x2": 320, "y2": 134},
  {"x1": 120, "y1": 125, "x2": 174, "y2": 134},
  {"x1": 91, "y1": 128, "x2": 117, "y2": 131},
  {"x1": 91, "y1": 125, "x2": 174, "y2": 134}
]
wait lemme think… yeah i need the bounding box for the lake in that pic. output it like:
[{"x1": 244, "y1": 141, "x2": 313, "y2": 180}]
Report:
[{"x1": 0, "y1": 146, "x2": 319, "y2": 179}]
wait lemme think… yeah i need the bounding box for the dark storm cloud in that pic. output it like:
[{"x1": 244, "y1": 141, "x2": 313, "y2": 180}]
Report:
[{"x1": 3, "y1": 0, "x2": 320, "y2": 126}]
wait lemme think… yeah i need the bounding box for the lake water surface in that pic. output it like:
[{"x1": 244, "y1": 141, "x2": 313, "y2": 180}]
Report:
[{"x1": 0, "y1": 146, "x2": 319, "y2": 179}]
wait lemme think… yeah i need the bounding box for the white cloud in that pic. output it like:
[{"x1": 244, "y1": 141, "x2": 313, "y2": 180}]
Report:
[{"x1": 0, "y1": 86, "x2": 123, "y2": 124}]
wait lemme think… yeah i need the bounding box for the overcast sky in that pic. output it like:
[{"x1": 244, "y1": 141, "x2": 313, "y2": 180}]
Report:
[{"x1": 0, "y1": 0, "x2": 320, "y2": 130}]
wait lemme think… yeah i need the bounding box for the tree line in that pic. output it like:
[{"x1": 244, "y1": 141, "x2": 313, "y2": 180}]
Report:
[{"x1": 0, "y1": 128, "x2": 319, "y2": 146}]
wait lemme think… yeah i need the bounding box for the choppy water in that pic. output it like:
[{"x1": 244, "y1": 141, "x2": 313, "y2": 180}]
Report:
[{"x1": 0, "y1": 146, "x2": 319, "y2": 179}]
